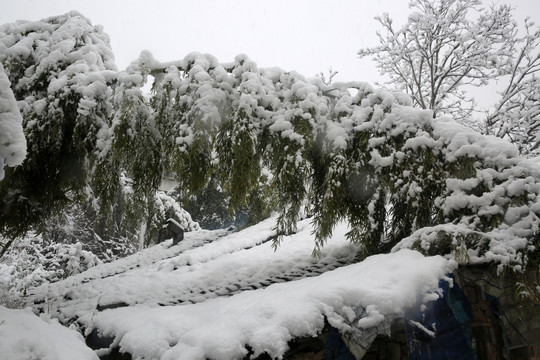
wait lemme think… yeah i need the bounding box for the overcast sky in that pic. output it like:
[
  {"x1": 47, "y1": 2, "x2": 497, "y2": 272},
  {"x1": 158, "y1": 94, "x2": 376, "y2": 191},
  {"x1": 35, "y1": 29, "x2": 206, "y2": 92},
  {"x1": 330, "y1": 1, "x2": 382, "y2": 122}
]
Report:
[{"x1": 1, "y1": 0, "x2": 538, "y2": 90}]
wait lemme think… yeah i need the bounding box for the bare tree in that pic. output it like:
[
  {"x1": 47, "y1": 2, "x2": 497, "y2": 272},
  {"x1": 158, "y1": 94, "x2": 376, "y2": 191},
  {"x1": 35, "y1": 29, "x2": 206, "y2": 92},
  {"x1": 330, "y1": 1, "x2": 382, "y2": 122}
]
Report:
[
  {"x1": 486, "y1": 19, "x2": 540, "y2": 155},
  {"x1": 358, "y1": 0, "x2": 518, "y2": 124}
]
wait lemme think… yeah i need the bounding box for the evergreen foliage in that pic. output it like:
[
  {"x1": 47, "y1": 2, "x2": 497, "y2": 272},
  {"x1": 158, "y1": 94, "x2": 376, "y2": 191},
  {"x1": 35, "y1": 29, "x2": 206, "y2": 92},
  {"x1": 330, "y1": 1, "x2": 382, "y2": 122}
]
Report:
[
  {"x1": 143, "y1": 50, "x2": 539, "y2": 269},
  {"x1": 0, "y1": 13, "x2": 195, "y2": 258}
]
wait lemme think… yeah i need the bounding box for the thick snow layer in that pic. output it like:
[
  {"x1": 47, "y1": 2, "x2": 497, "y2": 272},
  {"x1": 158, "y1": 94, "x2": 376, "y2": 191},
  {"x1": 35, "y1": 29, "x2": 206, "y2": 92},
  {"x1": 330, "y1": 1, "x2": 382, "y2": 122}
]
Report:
[
  {"x1": 433, "y1": 116, "x2": 519, "y2": 164},
  {"x1": 90, "y1": 249, "x2": 455, "y2": 360},
  {"x1": 0, "y1": 306, "x2": 98, "y2": 360},
  {"x1": 0, "y1": 63, "x2": 26, "y2": 180}
]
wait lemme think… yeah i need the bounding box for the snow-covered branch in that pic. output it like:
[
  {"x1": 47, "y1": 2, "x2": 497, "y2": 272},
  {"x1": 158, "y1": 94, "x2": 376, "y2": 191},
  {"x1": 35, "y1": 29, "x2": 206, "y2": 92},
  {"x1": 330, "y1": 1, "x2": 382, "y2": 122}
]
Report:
[
  {"x1": 486, "y1": 19, "x2": 540, "y2": 155},
  {"x1": 358, "y1": 0, "x2": 518, "y2": 125}
]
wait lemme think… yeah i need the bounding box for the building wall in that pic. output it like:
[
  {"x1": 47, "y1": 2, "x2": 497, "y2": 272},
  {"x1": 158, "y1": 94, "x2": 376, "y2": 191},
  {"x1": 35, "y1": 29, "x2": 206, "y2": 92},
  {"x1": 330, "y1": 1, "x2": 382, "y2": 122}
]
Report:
[{"x1": 455, "y1": 266, "x2": 540, "y2": 360}]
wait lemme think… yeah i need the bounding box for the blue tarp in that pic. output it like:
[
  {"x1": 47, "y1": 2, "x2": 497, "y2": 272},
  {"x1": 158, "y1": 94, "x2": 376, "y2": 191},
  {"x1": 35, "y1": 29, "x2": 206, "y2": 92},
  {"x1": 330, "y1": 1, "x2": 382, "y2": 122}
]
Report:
[
  {"x1": 324, "y1": 327, "x2": 356, "y2": 360},
  {"x1": 405, "y1": 277, "x2": 477, "y2": 360},
  {"x1": 325, "y1": 274, "x2": 506, "y2": 359}
]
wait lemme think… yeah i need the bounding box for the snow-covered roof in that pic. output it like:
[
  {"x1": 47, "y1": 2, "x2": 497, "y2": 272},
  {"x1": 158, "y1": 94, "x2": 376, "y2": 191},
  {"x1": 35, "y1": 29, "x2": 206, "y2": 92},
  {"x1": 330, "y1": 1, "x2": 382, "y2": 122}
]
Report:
[{"x1": 29, "y1": 217, "x2": 456, "y2": 359}]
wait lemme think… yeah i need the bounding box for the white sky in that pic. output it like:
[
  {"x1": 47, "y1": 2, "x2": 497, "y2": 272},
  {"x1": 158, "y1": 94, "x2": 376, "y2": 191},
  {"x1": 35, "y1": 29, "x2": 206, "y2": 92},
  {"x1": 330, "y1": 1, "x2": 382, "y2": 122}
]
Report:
[{"x1": 1, "y1": 0, "x2": 538, "y2": 97}]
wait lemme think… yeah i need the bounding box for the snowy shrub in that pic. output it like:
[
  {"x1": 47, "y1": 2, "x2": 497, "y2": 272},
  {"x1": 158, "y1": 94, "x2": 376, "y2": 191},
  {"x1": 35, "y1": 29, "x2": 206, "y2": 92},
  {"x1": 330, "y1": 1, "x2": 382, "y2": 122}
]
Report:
[
  {"x1": 0, "y1": 234, "x2": 100, "y2": 307},
  {"x1": 42, "y1": 200, "x2": 139, "y2": 262},
  {"x1": 145, "y1": 189, "x2": 200, "y2": 246}
]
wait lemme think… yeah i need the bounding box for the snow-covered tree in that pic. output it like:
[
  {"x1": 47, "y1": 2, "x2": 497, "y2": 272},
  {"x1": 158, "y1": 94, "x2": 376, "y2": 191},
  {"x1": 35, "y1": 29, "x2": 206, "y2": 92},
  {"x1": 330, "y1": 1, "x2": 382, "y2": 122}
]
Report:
[
  {"x1": 144, "y1": 51, "x2": 539, "y2": 272},
  {"x1": 316, "y1": 84, "x2": 540, "y2": 267},
  {"x1": 357, "y1": 0, "x2": 540, "y2": 153},
  {"x1": 150, "y1": 53, "x2": 277, "y2": 228},
  {"x1": 485, "y1": 19, "x2": 540, "y2": 156},
  {"x1": 358, "y1": 0, "x2": 517, "y2": 123},
  {"x1": 0, "y1": 13, "x2": 188, "y2": 257},
  {"x1": 266, "y1": 71, "x2": 331, "y2": 242},
  {"x1": 89, "y1": 54, "x2": 164, "y2": 248},
  {"x1": 1, "y1": 11, "x2": 538, "y2": 278},
  {"x1": 0, "y1": 12, "x2": 116, "y2": 243}
]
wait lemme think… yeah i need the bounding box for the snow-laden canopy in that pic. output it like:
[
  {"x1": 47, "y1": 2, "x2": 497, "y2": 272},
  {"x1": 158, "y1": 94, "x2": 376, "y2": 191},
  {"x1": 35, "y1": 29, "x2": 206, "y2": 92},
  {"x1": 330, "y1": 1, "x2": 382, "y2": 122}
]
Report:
[
  {"x1": 0, "y1": 11, "x2": 118, "y2": 239},
  {"x1": 126, "y1": 50, "x2": 540, "y2": 270},
  {"x1": 394, "y1": 119, "x2": 540, "y2": 272},
  {"x1": 0, "y1": 11, "x2": 538, "y2": 271}
]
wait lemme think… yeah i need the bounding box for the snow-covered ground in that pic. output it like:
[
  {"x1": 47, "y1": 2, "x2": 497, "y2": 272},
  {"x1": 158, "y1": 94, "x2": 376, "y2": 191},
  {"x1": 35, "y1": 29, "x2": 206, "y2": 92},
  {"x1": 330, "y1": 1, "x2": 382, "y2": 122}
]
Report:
[
  {"x1": 0, "y1": 306, "x2": 98, "y2": 360},
  {"x1": 21, "y1": 216, "x2": 456, "y2": 360}
]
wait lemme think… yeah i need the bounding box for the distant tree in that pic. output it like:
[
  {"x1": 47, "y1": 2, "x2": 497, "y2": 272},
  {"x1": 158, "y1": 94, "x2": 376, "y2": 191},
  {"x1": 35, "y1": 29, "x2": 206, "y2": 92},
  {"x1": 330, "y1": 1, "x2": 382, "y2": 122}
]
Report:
[
  {"x1": 485, "y1": 19, "x2": 540, "y2": 155},
  {"x1": 358, "y1": 0, "x2": 540, "y2": 154}
]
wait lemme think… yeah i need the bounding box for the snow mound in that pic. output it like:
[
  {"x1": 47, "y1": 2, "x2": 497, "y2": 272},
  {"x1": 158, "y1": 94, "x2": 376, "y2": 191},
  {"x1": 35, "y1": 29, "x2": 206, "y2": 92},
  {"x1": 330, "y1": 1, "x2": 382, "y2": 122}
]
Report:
[{"x1": 0, "y1": 306, "x2": 98, "y2": 360}]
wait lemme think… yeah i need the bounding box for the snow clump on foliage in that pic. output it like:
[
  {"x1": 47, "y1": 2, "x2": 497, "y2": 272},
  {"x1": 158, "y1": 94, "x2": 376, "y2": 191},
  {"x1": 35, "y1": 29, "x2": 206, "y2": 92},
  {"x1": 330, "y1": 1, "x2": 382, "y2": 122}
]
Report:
[{"x1": 0, "y1": 63, "x2": 26, "y2": 180}]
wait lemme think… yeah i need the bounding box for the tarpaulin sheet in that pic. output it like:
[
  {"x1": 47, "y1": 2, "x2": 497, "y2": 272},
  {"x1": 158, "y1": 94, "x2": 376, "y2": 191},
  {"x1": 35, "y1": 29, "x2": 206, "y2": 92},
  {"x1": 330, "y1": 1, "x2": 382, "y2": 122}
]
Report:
[{"x1": 405, "y1": 277, "x2": 477, "y2": 360}]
